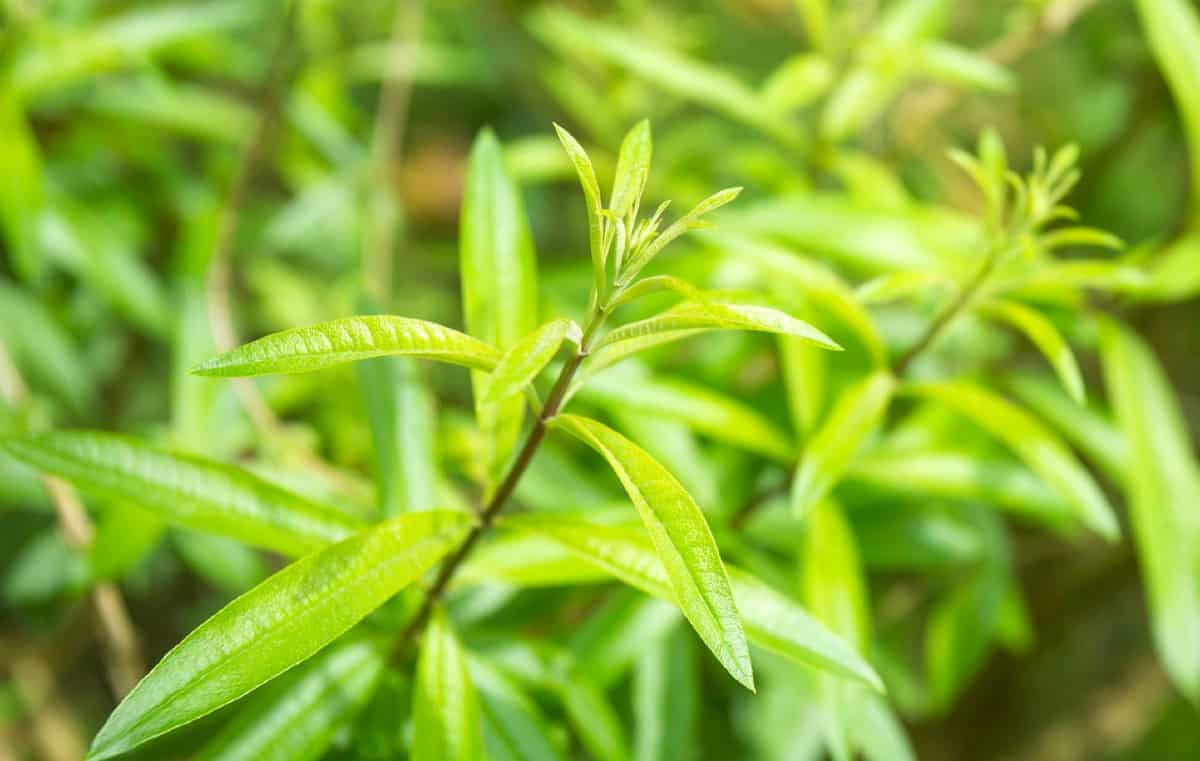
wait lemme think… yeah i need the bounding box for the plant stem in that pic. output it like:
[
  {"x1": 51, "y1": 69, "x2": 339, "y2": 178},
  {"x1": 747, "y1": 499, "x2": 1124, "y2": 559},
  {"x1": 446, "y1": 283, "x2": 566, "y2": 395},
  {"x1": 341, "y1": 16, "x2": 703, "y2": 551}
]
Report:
[
  {"x1": 730, "y1": 250, "x2": 1001, "y2": 527},
  {"x1": 400, "y1": 308, "x2": 608, "y2": 641}
]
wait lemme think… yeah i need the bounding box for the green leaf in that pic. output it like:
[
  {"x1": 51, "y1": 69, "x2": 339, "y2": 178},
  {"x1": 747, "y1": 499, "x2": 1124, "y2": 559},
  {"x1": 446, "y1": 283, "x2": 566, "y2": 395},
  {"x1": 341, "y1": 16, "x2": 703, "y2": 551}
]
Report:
[
  {"x1": 500, "y1": 513, "x2": 883, "y2": 691},
  {"x1": 609, "y1": 275, "x2": 702, "y2": 308},
  {"x1": 460, "y1": 128, "x2": 540, "y2": 487},
  {"x1": 570, "y1": 591, "x2": 681, "y2": 689},
  {"x1": 85, "y1": 511, "x2": 471, "y2": 761},
  {"x1": 193, "y1": 637, "x2": 385, "y2": 761},
  {"x1": 902, "y1": 381, "x2": 1120, "y2": 541},
  {"x1": 413, "y1": 609, "x2": 485, "y2": 761},
  {"x1": 610, "y1": 119, "x2": 652, "y2": 220},
  {"x1": 1007, "y1": 374, "x2": 1127, "y2": 483},
  {"x1": 553, "y1": 123, "x2": 606, "y2": 298},
  {"x1": 529, "y1": 7, "x2": 804, "y2": 148},
  {"x1": 978, "y1": 299, "x2": 1085, "y2": 403},
  {"x1": 913, "y1": 42, "x2": 1016, "y2": 93},
  {"x1": 173, "y1": 529, "x2": 267, "y2": 594},
  {"x1": 852, "y1": 694, "x2": 917, "y2": 761},
  {"x1": 820, "y1": 0, "x2": 951, "y2": 140},
  {"x1": 634, "y1": 624, "x2": 698, "y2": 761},
  {"x1": 549, "y1": 414, "x2": 754, "y2": 691},
  {"x1": 484, "y1": 318, "x2": 580, "y2": 404},
  {"x1": 587, "y1": 299, "x2": 840, "y2": 378},
  {"x1": 803, "y1": 501, "x2": 870, "y2": 652},
  {"x1": 847, "y1": 448, "x2": 1072, "y2": 525},
  {"x1": 0, "y1": 93, "x2": 44, "y2": 282},
  {"x1": 0, "y1": 282, "x2": 94, "y2": 413},
  {"x1": 580, "y1": 366, "x2": 795, "y2": 462},
  {"x1": 559, "y1": 679, "x2": 630, "y2": 761},
  {"x1": 1135, "y1": 0, "x2": 1200, "y2": 218},
  {"x1": 792, "y1": 372, "x2": 895, "y2": 517},
  {"x1": 2, "y1": 432, "x2": 363, "y2": 557},
  {"x1": 1099, "y1": 320, "x2": 1200, "y2": 699},
  {"x1": 761, "y1": 54, "x2": 834, "y2": 113},
  {"x1": 191, "y1": 316, "x2": 501, "y2": 377},
  {"x1": 357, "y1": 356, "x2": 439, "y2": 516},
  {"x1": 469, "y1": 658, "x2": 569, "y2": 761}
]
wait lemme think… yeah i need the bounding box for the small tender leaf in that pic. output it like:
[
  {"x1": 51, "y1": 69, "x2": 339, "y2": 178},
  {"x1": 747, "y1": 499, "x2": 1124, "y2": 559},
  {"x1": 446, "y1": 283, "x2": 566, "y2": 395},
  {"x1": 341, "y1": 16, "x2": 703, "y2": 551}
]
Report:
[
  {"x1": 2, "y1": 432, "x2": 362, "y2": 557},
  {"x1": 484, "y1": 318, "x2": 579, "y2": 403},
  {"x1": 903, "y1": 381, "x2": 1120, "y2": 541},
  {"x1": 610, "y1": 119, "x2": 652, "y2": 219},
  {"x1": 500, "y1": 513, "x2": 883, "y2": 691},
  {"x1": 1100, "y1": 319, "x2": 1200, "y2": 699},
  {"x1": 553, "y1": 123, "x2": 606, "y2": 296},
  {"x1": 413, "y1": 609, "x2": 484, "y2": 761},
  {"x1": 978, "y1": 299, "x2": 1085, "y2": 403},
  {"x1": 792, "y1": 372, "x2": 895, "y2": 517},
  {"x1": 610, "y1": 275, "x2": 702, "y2": 308},
  {"x1": 191, "y1": 316, "x2": 501, "y2": 376},
  {"x1": 619, "y1": 188, "x2": 742, "y2": 284},
  {"x1": 85, "y1": 511, "x2": 472, "y2": 761},
  {"x1": 550, "y1": 415, "x2": 753, "y2": 691},
  {"x1": 193, "y1": 637, "x2": 385, "y2": 761}
]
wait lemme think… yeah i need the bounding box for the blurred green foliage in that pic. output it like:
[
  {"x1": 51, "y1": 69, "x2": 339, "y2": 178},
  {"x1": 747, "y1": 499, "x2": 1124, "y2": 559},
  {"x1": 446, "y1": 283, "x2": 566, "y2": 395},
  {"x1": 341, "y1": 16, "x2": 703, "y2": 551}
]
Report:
[{"x1": 2, "y1": 1, "x2": 1200, "y2": 760}]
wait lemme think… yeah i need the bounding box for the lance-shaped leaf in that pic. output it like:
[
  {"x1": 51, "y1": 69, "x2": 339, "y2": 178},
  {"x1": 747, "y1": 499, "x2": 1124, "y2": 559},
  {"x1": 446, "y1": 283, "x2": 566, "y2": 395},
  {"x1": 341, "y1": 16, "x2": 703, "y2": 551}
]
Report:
[
  {"x1": 1135, "y1": 0, "x2": 1200, "y2": 217},
  {"x1": 2, "y1": 432, "x2": 362, "y2": 557},
  {"x1": 499, "y1": 513, "x2": 882, "y2": 692},
  {"x1": 1100, "y1": 320, "x2": 1200, "y2": 700},
  {"x1": 1007, "y1": 374, "x2": 1127, "y2": 482},
  {"x1": 634, "y1": 623, "x2": 698, "y2": 761},
  {"x1": 610, "y1": 119, "x2": 652, "y2": 220},
  {"x1": 792, "y1": 372, "x2": 895, "y2": 517},
  {"x1": 484, "y1": 318, "x2": 580, "y2": 404},
  {"x1": 584, "y1": 300, "x2": 839, "y2": 380},
  {"x1": 559, "y1": 679, "x2": 630, "y2": 761},
  {"x1": 549, "y1": 414, "x2": 754, "y2": 691},
  {"x1": 978, "y1": 299, "x2": 1084, "y2": 403},
  {"x1": 461, "y1": 128, "x2": 539, "y2": 487},
  {"x1": 193, "y1": 637, "x2": 385, "y2": 761},
  {"x1": 85, "y1": 511, "x2": 472, "y2": 761},
  {"x1": 413, "y1": 609, "x2": 484, "y2": 761},
  {"x1": 554, "y1": 123, "x2": 606, "y2": 298},
  {"x1": 902, "y1": 381, "x2": 1120, "y2": 541},
  {"x1": 469, "y1": 657, "x2": 569, "y2": 761},
  {"x1": 191, "y1": 316, "x2": 501, "y2": 377}
]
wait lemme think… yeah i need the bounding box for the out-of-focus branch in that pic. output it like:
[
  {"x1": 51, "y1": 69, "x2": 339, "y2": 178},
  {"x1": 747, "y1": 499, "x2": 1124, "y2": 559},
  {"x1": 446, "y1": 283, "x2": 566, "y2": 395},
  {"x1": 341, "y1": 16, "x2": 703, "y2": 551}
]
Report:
[
  {"x1": 0, "y1": 342, "x2": 145, "y2": 698},
  {"x1": 7, "y1": 648, "x2": 87, "y2": 761},
  {"x1": 206, "y1": 1, "x2": 298, "y2": 441},
  {"x1": 362, "y1": 0, "x2": 425, "y2": 303}
]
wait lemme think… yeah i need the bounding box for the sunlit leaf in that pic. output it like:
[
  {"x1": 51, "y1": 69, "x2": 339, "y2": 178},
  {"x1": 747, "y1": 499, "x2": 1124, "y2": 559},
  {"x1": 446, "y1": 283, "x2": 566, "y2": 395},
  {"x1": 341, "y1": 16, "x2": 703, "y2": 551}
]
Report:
[
  {"x1": 500, "y1": 513, "x2": 883, "y2": 691},
  {"x1": 610, "y1": 119, "x2": 652, "y2": 220},
  {"x1": 485, "y1": 318, "x2": 579, "y2": 404},
  {"x1": 413, "y1": 609, "x2": 484, "y2": 761},
  {"x1": 191, "y1": 316, "x2": 501, "y2": 377},
  {"x1": 903, "y1": 381, "x2": 1120, "y2": 541},
  {"x1": 550, "y1": 414, "x2": 753, "y2": 690},
  {"x1": 792, "y1": 372, "x2": 895, "y2": 517},
  {"x1": 2, "y1": 432, "x2": 362, "y2": 557},
  {"x1": 85, "y1": 511, "x2": 472, "y2": 761},
  {"x1": 553, "y1": 123, "x2": 606, "y2": 297},
  {"x1": 978, "y1": 299, "x2": 1085, "y2": 403},
  {"x1": 193, "y1": 637, "x2": 385, "y2": 761}
]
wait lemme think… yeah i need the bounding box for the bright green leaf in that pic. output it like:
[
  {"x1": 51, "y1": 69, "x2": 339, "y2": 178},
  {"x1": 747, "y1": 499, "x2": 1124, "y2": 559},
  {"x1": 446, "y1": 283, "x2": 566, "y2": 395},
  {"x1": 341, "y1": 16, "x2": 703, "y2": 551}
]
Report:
[
  {"x1": 610, "y1": 119, "x2": 652, "y2": 220},
  {"x1": 903, "y1": 381, "x2": 1120, "y2": 541},
  {"x1": 85, "y1": 511, "x2": 472, "y2": 761},
  {"x1": 191, "y1": 316, "x2": 501, "y2": 377},
  {"x1": 978, "y1": 299, "x2": 1085, "y2": 403},
  {"x1": 413, "y1": 609, "x2": 484, "y2": 761},
  {"x1": 792, "y1": 372, "x2": 895, "y2": 517},
  {"x1": 550, "y1": 414, "x2": 754, "y2": 691},
  {"x1": 2, "y1": 432, "x2": 362, "y2": 557},
  {"x1": 485, "y1": 318, "x2": 579, "y2": 404}
]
